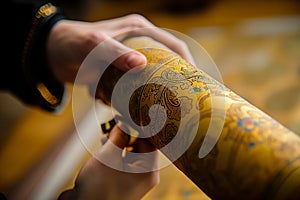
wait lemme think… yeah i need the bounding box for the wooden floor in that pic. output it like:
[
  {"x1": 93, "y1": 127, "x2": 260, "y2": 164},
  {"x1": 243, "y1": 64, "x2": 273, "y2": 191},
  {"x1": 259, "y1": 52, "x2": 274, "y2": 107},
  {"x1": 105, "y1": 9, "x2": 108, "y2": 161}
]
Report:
[{"x1": 0, "y1": 0, "x2": 299, "y2": 199}]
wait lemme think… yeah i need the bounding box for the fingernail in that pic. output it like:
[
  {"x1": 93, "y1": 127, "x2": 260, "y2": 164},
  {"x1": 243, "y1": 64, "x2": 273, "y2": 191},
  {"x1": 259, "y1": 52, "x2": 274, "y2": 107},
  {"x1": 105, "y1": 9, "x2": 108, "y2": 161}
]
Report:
[{"x1": 126, "y1": 53, "x2": 147, "y2": 69}]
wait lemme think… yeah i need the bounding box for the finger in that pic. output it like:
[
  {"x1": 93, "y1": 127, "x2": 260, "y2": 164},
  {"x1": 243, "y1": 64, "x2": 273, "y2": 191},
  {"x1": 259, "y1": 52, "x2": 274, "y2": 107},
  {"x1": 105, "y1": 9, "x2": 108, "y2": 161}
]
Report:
[
  {"x1": 95, "y1": 14, "x2": 195, "y2": 65},
  {"x1": 122, "y1": 139, "x2": 159, "y2": 173},
  {"x1": 108, "y1": 125, "x2": 130, "y2": 149},
  {"x1": 114, "y1": 51, "x2": 147, "y2": 71},
  {"x1": 95, "y1": 37, "x2": 147, "y2": 71},
  {"x1": 93, "y1": 126, "x2": 129, "y2": 169},
  {"x1": 131, "y1": 138, "x2": 156, "y2": 153},
  {"x1": 151, "y1": 29, "x2": 195, "y2": 65},
  {"x1": 134, "y1": 28, "x2": 196, "y2": 65},
  {"x1": 115, "y1": 28, "x2": 195, "y2": 66},
  {"x1": 96, "y1": 14, "x2": 154, "y2": 39}
]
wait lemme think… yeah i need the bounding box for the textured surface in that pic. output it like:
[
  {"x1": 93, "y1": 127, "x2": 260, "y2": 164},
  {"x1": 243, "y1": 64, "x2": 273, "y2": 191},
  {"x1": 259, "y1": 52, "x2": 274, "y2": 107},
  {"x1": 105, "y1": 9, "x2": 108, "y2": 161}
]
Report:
[
  {"x1": 0, "y1": 0, "x2": 299, "y2": 199},
  {"x1": 103, "y1": 36, "x2": 300, "y2": 199}
]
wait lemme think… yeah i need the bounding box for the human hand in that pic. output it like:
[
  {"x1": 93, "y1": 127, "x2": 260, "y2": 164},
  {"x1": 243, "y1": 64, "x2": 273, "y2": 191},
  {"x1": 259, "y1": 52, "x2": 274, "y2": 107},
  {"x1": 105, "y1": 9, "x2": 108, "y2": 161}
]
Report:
[
  {"x1": 46, "y1": 14, "x2": 194, "y2": 88},
  {"x1": 58, "y1": 125, "x2": 159, "y2": 200}
]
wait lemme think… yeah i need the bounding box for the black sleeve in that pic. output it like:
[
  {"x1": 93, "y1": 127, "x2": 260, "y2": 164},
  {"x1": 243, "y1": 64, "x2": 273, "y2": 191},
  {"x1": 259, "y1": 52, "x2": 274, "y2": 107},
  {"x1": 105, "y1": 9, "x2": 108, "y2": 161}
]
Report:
[
  {"x1": 0, "y1": 0, "x2": 67, "y2": 112},
  {"x1": 0, "y1": 192, "x2": 7, "y2": 200}
]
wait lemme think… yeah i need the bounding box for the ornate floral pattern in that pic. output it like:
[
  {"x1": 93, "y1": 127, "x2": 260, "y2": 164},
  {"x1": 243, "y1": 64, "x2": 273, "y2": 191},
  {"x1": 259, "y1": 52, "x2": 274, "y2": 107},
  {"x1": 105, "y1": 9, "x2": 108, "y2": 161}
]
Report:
[{"x1": 101, "y1": 36, "x2": 300, "y2": 200}]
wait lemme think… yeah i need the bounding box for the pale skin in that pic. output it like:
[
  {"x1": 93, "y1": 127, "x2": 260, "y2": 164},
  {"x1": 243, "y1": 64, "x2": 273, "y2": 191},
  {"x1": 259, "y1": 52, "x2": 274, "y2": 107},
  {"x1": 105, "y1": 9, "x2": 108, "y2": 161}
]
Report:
[
  {"x1": 46, "y1": 14, "x2": 194, "y2": 200},
  {"x1": 47, "y1": 14, "x2": 195, "y2": 84},
  {"x1": 58, "y1": 126, "x2": 159, "y2": 200}
]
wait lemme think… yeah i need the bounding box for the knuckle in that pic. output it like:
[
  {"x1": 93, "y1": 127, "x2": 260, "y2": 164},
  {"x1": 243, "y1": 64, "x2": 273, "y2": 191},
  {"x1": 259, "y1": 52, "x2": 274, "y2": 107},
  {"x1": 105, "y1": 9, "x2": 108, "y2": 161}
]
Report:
[
  {"x1": 178, "y1": 40, "x2": 188, "y2": 49},
  {"x1": 177, "y1": 40, "x2": 190, "y2": 53},
  {"x1": 125, "y1": 14, "x2": 150, "y2": 28},
  {"x1": 83, "y1": 31, "x2": 107, "y2": 47}
]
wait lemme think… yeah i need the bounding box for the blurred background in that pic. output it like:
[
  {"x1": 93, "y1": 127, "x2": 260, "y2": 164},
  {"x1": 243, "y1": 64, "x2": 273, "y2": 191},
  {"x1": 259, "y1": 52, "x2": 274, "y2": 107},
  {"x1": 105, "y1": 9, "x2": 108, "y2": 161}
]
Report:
[{"x1": 0, "y1": 0, "x2": 299, "y2": 199}]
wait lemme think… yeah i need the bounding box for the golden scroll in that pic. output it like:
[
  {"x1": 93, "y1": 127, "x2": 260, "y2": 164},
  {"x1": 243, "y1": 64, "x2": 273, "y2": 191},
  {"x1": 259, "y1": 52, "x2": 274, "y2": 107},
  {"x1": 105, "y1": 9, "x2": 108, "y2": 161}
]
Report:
[{"x1": 99, "y1": 36, "x2": 300, "y2": 200}]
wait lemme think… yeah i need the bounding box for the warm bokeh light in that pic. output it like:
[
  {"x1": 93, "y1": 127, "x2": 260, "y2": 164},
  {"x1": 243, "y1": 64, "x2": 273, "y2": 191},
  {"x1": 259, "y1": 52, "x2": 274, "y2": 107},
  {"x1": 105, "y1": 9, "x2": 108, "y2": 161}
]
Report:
[{"x1": 0, "y1": 0, "x2": 299, "y2": 199}]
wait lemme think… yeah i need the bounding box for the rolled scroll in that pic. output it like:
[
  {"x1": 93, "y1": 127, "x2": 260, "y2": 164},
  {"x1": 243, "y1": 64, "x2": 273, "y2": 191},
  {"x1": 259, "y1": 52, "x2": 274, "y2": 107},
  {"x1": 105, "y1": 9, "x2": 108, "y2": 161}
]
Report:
[{"x1": 98, "y1": 36, "x2": 300, "y2": 200}]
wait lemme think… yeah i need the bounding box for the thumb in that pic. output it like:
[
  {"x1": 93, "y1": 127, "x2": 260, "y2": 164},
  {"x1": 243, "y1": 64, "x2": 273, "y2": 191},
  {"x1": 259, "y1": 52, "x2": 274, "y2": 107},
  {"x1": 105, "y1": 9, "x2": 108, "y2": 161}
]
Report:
[
  {"x1": 93, "y1": 125, "x2": 129, "y2": 170},
  {"x1": 108, "y1": 125, "x2": 130, "y2": 149},
  {"x1": 114, "y1": 51, "x2": 147, "y2": 71},
  {"x1": 96, "y1": 37, "x2": 147, "y2": 71}
]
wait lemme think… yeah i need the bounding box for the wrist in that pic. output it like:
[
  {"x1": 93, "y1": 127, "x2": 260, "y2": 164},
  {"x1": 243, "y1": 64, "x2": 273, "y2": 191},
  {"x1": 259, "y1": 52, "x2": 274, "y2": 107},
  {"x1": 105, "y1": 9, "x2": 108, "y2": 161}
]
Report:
[{"x1": 21, "y1": 3, "x2": 67, "y2": 112}]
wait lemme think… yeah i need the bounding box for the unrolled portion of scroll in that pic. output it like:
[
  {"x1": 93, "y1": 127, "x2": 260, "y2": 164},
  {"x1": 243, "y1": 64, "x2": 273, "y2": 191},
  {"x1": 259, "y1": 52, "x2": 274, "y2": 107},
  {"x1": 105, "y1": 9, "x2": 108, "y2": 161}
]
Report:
[{"x1": 99, "y1": 36, "x2": 300, "y2": 200}]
